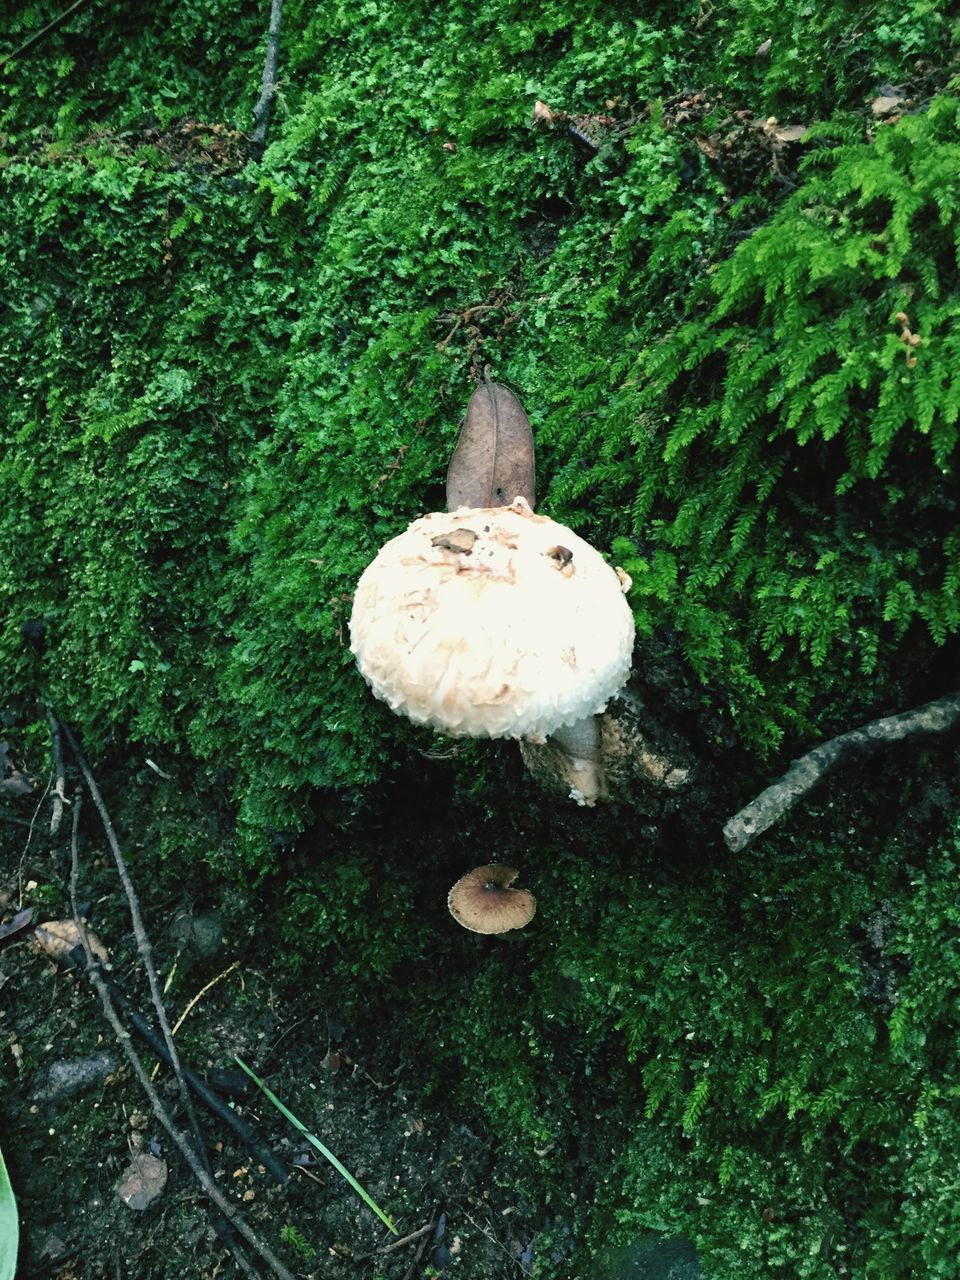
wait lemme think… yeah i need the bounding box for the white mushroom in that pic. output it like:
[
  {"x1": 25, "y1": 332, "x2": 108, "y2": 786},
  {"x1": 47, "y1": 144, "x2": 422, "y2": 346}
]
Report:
[{"x1": 349, "y1": 497, "x2": 634, "y2": 798}]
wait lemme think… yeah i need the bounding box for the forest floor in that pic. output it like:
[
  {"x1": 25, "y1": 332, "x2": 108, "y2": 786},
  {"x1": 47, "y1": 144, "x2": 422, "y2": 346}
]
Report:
[
  {"x1": 8, "y1": 707, "x2": 951, "y2": 1280},
  {"x1": 0, "y1": 757, "x2": 560, "y2": 1280}
]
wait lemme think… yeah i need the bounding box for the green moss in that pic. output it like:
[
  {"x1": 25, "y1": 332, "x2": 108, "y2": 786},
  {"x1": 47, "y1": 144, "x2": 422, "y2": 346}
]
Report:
[{"x1": 3, "y1": 4, "x2": 960, "y2": 1275}]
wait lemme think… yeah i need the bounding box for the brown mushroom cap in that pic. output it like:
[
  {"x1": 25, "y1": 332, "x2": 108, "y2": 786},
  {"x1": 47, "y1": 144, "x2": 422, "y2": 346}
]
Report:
[{"x1": 447, "y1": 864, "x2": 537, "y2": 935}]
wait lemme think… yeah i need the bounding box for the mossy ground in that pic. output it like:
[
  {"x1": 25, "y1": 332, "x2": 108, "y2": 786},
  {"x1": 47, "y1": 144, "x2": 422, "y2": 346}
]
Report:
[
  {"x1": 1, "y1": 754, "x2": 547, "y2": 1280},
  {"x1": 3, "y1": 724, "x2": 960, "y2": 1278},
  {"x1": 3, "y1": 1, "x2": 960, "y2": 1276}
]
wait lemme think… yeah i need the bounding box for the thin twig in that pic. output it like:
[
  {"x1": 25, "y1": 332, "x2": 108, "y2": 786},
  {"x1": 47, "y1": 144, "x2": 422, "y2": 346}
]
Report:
[
  {"x1": 260, "y1": 1012, "x2": 317, "y2": 1068},
  {"x1": 249, "y1": 0, "x2": 284, "y2": 158},
  {"x1": 0, "y1": 0, "x2": 93, "y2": 69},
  {"x1": 46, "y1": 709, "x2": 69, "y2": 836},
  {"x1": 402, "y1": 1206, "x2": 439, "y2": 1280},
  {"x1": 151, "y1": 960, "x2": 240, "y2": 1079},
  {"x1": 461, "y1": 1207, "x2": 533, "y2": 1276},
  {"x1": 723, "y1": 691, "x2": 960, "y2": 852},
  {"x1": 353, "y1": 1221, "x2": 433, "y2": 1261},
  {"x1": 69, "y1": 802, "x2": 295, "y2": 1280},
  {"x1": 88, "y1": 965, "x2": 289, "y2": 1185},
  {"x1": 57, "y1": 718, "x2": 207, "y2": 1167},
  {"x1": 17, "y1": 776, "x2": 51, "y2": 909}
]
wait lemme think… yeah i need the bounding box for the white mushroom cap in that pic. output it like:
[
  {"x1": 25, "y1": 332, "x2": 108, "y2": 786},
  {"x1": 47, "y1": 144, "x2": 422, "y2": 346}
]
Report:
[{"x1": 349, "y1": 498, "x2": 634, "y2": 739}]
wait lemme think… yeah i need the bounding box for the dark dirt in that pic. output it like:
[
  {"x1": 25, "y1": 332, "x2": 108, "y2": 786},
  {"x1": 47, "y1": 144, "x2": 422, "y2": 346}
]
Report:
[
  {"x1": 7, "y1": 707, "x2": 953, "y2": 1279},
  {"x1": 0, "y1": 762, "x2": 559, "y2": 1280}
]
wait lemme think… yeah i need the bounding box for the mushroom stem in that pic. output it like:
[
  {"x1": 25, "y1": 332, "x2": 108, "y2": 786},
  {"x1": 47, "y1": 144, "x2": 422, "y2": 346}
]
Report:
[
  {"x1": 542, "y1": 714, "x2": 608, "y2": 806},
  {"x1": 550, "y1": 715, "x2": 601, "y2": 760}
]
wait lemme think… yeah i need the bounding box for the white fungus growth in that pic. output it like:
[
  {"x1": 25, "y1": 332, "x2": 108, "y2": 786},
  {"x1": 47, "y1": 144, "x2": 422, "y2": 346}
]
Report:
[{"x1": 349, "y1": 497, "x2": 634, "y2": 741}]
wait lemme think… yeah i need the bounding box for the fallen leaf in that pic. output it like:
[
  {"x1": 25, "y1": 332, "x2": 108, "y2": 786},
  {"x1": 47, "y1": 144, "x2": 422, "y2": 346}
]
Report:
[
  {"x1": 531, "y1": 100, "x2": 555, "y2": 129},
  {"x1": 0, "y1": 908, "x2": 33, "y2": 944},
  {"x1": 0, "y1": 742, "x2": 34, "y2": 797},
  {"x1": 871, "y1": 90, "x2": 905, "y2": 117},
  {"x1": 117, "y1": 1152, "x2": 167, "y2": 1211},
  {"x1": 446, "y1": 379, "x2": 536, "y2": 511},
  {"x1": 754, "y1": 38, "x2": 772, "y2": 57},
  {"x1": 772, "y1": 124, "x2": 808, "y2": 144},
  {"x1": 35, "y1": 920, "x2": 109, "y2": 966}
]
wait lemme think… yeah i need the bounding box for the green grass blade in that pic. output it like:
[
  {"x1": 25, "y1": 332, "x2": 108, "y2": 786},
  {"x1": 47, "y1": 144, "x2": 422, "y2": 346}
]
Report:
[
  {"x1": 0, "y1": 1138, "x2": 19, "y2": 1280},
  {"x1": 234, "y1": 1056, "x2": 397, "y2": 1234}
]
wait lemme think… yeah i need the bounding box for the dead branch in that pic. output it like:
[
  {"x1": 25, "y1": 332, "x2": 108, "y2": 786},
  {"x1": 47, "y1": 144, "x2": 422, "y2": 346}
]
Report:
[
  {"x1": 249, "y1": 0, "x2": 284, "y2": 159},
  {"x1": 402, "y1": 1207, "x2": 440, "y2": 1280},
  {"x1": 74, "y1": 955, "x2": 289, "y2": 1185},
  {"x1": 46, "y1": 709, "x2": 69, "y2": 836},
  {"x1": 69, "y1": 802, "x2": 295, "y2": 1280},
  {"x1": 56, "y1": 715, "x2": 289, "y2": 1183},
  {"x1": 353, "y1": 1220, "x2": 433, "y2": 1261},
  {"x1": 723, "y1": 691, "x2": 960, "y2": 853},
  {"x1": 56, "y1": 717, "x2": 208, "y2": 1172},
  {"x1": 0, "y1": 812, "x2": 34, "y2": 829},
  {"x1": 0, "y1": 0, "x2": 92, "y2": 69}
]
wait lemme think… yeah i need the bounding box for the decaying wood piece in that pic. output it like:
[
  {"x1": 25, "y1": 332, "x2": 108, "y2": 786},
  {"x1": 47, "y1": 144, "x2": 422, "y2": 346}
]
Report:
[
  {"x1": 519, "y1": 687, "x2": 693, "y2": 806},
  {"x1": 249, "y1": 0, "x2": 284, "y2": 159},
  {"x1": 723, "y1": 691, "x2": 960, "y2": 853},
  {"x1": 446, "y1": 376, "x2": 536, "y2": 510}
]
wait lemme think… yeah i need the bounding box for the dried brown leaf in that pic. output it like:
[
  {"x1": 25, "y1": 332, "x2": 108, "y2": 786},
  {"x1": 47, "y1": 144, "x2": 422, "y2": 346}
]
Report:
[
  {"x1": 0, "y1": 742, "x2": 34, "y2": 797},
  {"x1": 117, "y1": 1153, "x2": 168, "y2": 1210},
  {"x1": 0, "y1": 907, "x2": 33, "y2": 944},
  {"x1": 693, "y1": 133, "x2": 720, "y2": 159},
  {"x1": 446, "y1": 379, "x2": 536, "y2": 511},
  {"x1": 35, "y1": 919, "x2": 110, "y2": 966},
  {"x1": 773, "y1": 124, "x2": 808, "y2": 143},
  {"x1": 871, "y1": 94, "x2": 905, "y2": 117}
]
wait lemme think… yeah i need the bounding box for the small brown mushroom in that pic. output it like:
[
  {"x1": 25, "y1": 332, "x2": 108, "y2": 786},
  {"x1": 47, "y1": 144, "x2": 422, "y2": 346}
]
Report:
[{"x1": 447, "y1": 865, "x2": 537, "y2": 935}]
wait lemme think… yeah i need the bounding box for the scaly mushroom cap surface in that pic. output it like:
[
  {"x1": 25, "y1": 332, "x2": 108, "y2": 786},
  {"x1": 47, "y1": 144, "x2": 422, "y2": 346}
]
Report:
[
  {"x1": 447, "y1": 864, "x2": 537, "y2": 934},
  {"x1": 349, "y1": 498, "x2": 634, "y2": 739}
]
